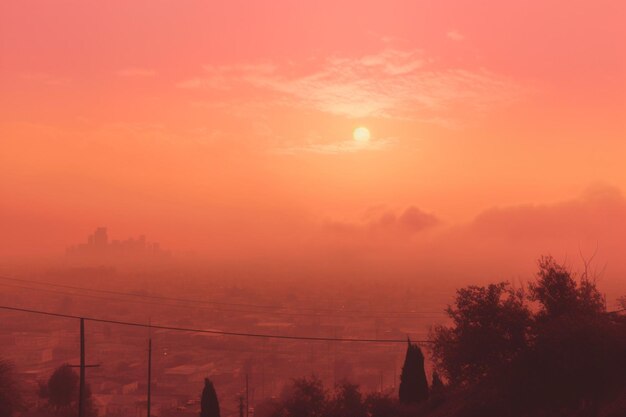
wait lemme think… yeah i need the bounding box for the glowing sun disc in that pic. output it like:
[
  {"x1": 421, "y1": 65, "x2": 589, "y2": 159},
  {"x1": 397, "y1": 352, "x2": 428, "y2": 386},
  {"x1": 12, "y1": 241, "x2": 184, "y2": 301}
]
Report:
[{"x1": 353, "y1": 127, "x2": 371, "y2": 142}]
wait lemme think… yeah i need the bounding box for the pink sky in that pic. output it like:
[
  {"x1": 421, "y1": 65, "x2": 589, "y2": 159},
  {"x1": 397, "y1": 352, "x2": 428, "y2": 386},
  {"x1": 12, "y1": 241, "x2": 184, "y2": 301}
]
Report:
[{"x1": 1, "y1": 1, "x2": 626, "y2": 295}]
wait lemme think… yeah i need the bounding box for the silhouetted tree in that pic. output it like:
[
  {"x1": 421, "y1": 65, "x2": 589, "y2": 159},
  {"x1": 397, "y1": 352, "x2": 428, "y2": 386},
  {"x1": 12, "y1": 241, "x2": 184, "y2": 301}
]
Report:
[
  {"x1": 398, "y1": 340, "x2": 429, "y2": 404},
  {"x1": 42, "y1": 364, "x2": 96, "y2": 417},
  {"x1": 328, "y1": 382, "x2": 366, "y2": 417},
  {"x1": 430, "y1": 371, "x2": 444, "y2": 393},
  {"x1": 258, "y1": 378, "x2": 398, "y2": 417},
  {"x1": 253, "y1": 397, "x2": 284, "y2": 417},
  {"x1": 505, "y1": 312, "x2": 626, "y2": 415},
  {"x1": 427, "y1": 371, "x2": 447, "y2": 408},
  {"x1": 283, "y1": 376, "x2": 327, "y2": 417},
  {"x1": 529, "y1": 256, "x2": 605, "y2": 319},
  {"x1": 364, "y1": 392, "x2": 397, "y2": 417},
  {"x1": 430, "y1": 257, "x2": 626, "y2": 416},
  {"x1": 431, "y1": 282, "x2": 531, "y2": 385},
  {"x1": 0, "y1": 359, "x2": 23, "y2": 417},
  {"x1": 47, "y1": 365, "x2": 78, "y2": 410},
  {"x1": 200, "y1": 378, "x2": 220, "y2": 417}
]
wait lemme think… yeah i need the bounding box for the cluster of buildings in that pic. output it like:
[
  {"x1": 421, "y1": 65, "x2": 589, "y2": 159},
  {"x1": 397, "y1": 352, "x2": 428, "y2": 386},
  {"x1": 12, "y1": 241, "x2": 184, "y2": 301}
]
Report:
[{"x1": 66, "y1": 227, "x2": 170, "y2": 260}]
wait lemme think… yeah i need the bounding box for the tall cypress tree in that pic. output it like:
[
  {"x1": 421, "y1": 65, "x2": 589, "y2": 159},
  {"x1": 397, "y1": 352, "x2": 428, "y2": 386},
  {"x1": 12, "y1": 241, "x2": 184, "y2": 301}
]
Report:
[
  {"x1": 398, "y1": 339, "x2": 429, "y2": 404},
  {"x1": 200, "y1": 378, "x2": 220, "y2": 417}
]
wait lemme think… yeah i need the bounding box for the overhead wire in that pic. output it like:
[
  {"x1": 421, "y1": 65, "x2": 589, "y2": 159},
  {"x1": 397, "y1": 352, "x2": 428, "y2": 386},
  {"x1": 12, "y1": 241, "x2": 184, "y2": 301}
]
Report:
[
  {"x1": 0, "y1": 274, "x2": 448, "y2": 318},
  {"x1": 0, "y1": 305, "x2": 432, "y2": 344}
]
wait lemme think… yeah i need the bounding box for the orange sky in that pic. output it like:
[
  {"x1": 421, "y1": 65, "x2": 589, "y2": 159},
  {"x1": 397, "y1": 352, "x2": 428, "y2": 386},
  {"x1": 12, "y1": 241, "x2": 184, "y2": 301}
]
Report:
[{"x1": 1, "y1": 1, "x2": 626, "y2": 294}]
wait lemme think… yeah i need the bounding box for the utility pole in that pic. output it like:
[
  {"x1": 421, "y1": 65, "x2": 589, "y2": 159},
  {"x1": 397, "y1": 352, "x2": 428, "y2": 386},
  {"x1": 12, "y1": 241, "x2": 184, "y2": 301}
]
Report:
[
  {"x1": 147, "y1": 338, "x2": 152, "y2": 417},
  {"x1": 69, "y1": 319, "x2": 100, "y2": 417},
  {"x1": 79, "y1": 318, "x2": 85, "y2": 417},
  {"x1": 245, "y1": 373, "x2": 249, "y2": 417},
  {"x1": 261, "y1": 339, "x2": 266, "y2": 399}
]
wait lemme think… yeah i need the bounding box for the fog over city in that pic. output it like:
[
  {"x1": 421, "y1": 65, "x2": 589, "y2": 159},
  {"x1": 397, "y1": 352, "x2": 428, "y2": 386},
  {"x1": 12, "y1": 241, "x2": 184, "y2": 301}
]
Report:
[{"x1": 1, "y1": 1, "x2": 625, "y2": 416}]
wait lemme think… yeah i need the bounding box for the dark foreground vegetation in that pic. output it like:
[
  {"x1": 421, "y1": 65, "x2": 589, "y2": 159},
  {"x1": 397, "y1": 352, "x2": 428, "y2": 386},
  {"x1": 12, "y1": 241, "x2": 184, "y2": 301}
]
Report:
[
  {"x1": 253, "y1": 259, "x2": 626, "y2": 417},
  {"x1": 1, "y1": 256, "x2": 625, "y2": 417}
]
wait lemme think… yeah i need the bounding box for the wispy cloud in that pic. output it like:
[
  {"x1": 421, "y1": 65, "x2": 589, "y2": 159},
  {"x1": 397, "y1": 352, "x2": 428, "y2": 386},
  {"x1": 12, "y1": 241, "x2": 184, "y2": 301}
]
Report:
[
  {"x1": 446, "y1": 30, "x2": 465, "y2": 41},
  {"x1": 175, "y1": 48, "x2": 522, "y2": 154},
  {"x1": 275, "y1": 137, "x2": 395, "y2": 155},
  {"x1": 177, "y1": 63, "x2": 276, "y2": 90},
  {"x1": 116, "y1": 68, "x2": 156, "y2": 77},
  {"x1": 179, "y1": 48, "x2": 521, "y2": 123}
]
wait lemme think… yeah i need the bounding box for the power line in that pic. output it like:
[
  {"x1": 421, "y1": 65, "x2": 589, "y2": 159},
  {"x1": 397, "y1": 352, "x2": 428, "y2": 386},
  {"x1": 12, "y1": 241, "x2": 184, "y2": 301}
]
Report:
[
  {"x1": 0, "y1": 275, "x2": 447, "y2": 317},
  {"x1": 0, "y1": 282, "x2": 177, "y2": 309},
  {"x1": 0, "y1": 305, "x2": 433, "y2": 344},
  {"x1": 0, "y1": 281, "x2": 446, "y2": 320}
]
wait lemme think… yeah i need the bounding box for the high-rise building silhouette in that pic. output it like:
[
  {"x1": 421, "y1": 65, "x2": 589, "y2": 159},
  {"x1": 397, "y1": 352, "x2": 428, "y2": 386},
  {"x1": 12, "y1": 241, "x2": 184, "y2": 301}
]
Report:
[
  {"x1": 93, "y1": 227, "x2": 108, "y2": 248},
  {"x1": 66, "y1": 227, "x2": 169, "y2": 260}
]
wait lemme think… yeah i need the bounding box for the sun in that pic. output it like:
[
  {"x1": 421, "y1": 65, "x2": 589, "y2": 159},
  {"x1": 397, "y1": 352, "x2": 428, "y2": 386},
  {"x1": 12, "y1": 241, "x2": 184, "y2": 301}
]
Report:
[{"x1": 353, "y1": 127, "x2": 371, "y2": 142}]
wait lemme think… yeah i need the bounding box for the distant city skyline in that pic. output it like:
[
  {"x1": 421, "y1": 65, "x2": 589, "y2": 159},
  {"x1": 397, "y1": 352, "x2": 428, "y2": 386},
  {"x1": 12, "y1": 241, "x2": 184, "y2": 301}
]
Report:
[{"x1": 67, "y1": 227, "x2": 170, "y2": 259}]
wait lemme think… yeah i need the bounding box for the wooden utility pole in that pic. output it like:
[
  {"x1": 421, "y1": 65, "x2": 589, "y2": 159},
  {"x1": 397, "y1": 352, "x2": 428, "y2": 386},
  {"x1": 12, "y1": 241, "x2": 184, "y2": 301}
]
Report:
[
  {"x1": 246, "y1": 373, "x2": 249, "y2": 417},
  {"x1": 79, "y1": 318, "x2": 85, "y2": 417},
  {"x1": 147, "y1": 338, "x2": 152, "y2": 417},
  {"x1": 69, "y1": 319, "x2": 100, "y2": 417}
]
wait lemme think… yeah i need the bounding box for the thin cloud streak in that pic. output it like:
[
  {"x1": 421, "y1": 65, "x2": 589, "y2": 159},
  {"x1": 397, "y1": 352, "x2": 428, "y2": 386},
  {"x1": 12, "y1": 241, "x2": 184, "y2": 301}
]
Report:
[
  {"x1": 274, "y1": 137, "x2": 396, "y2": 155},
  {"x1": 446, "y1": 30, "x2": 465, "y2": 41},
  {"x1": 179, "y1": 48, "x2": 522, "y2": 123}
]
